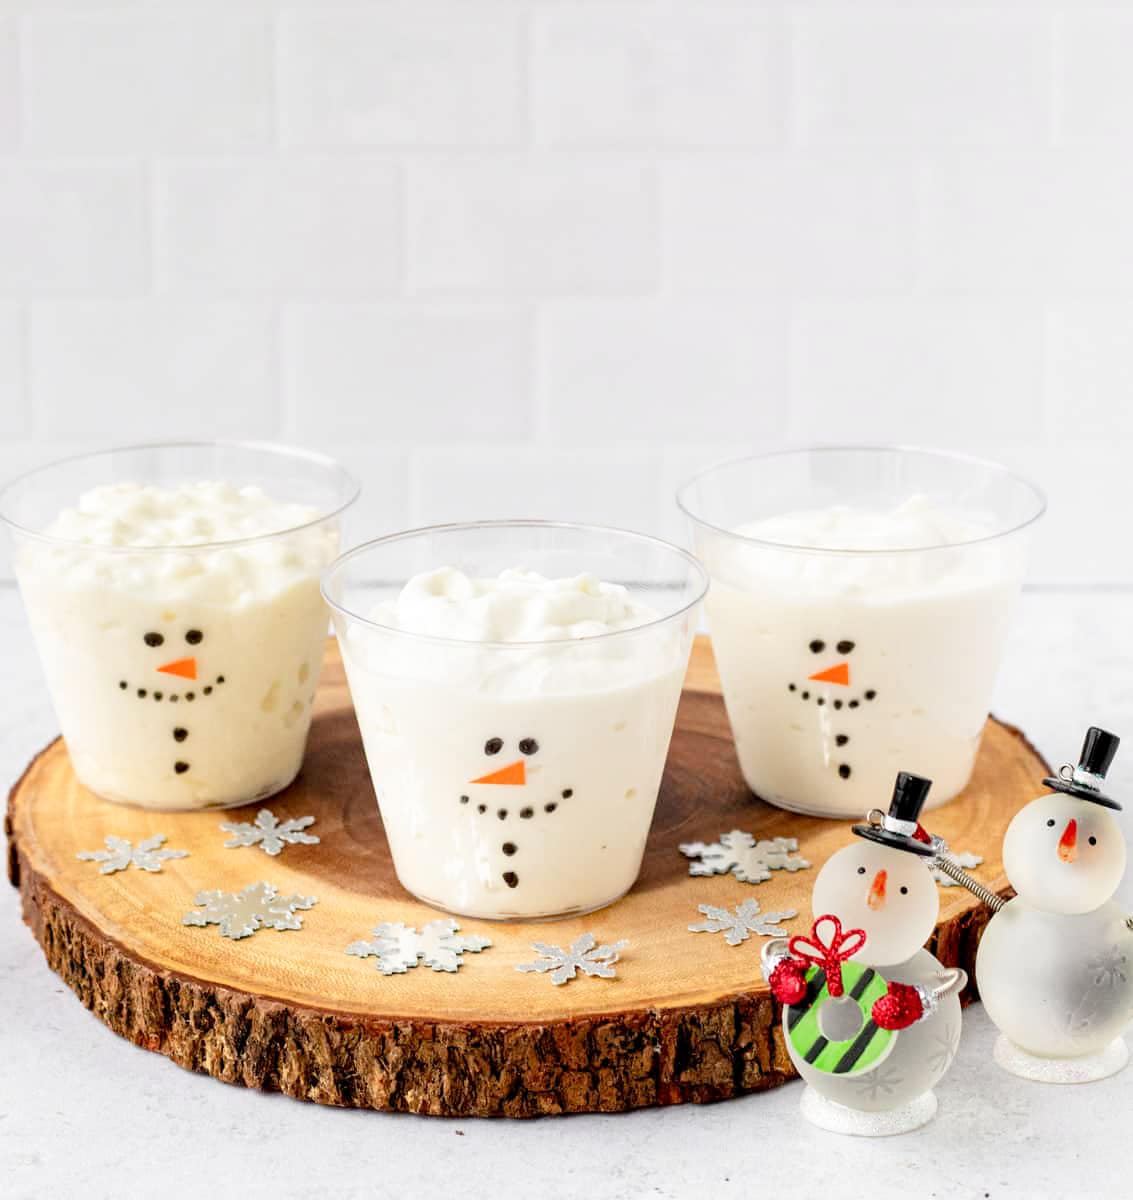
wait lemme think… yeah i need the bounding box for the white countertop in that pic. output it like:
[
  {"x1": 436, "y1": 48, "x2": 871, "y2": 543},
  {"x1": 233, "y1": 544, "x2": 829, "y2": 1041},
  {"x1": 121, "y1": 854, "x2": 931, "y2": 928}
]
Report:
[{"x1": 2, "y1": 586, "x2": 1131, "y2": 1200}]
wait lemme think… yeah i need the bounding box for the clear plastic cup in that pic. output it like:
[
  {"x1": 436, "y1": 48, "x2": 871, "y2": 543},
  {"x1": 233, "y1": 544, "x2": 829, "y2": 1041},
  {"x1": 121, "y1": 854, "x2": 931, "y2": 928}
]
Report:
[
  {"x1": 678, "y1": 447, "x2": 1045, "y2": 819},
  {"x1": 322, "y1": 521, "x2": 707, "y2": 920},
  {"x1": 0, "y1": 442, "x2": 358, "y2": 811}
]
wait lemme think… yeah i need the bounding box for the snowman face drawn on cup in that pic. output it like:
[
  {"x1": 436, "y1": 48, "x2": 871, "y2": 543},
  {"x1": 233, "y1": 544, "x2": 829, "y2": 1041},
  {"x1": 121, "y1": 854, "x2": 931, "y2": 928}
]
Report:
[
  {"x1": 787, "y1": 638, "x2": 879, "y2": 785},
  {"x1": 811, "y1": 840, "x2": 938, "y2": 966},
  {"x1": 457, "y1": 734, "x2": 574, "y2": 892},
  {"x1": 1002, "y1": 793, "x2": 1126, "y2": 915},
  {"x1": 116, "y1": 624, "x2": 228, "y2": 778}
]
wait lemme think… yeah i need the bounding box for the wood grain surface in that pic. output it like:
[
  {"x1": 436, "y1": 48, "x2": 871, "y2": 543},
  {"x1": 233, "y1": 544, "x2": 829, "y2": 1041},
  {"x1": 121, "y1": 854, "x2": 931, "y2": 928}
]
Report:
[{"x1": 6, "y1": 636, "x2": 1048, "y2": 1116}]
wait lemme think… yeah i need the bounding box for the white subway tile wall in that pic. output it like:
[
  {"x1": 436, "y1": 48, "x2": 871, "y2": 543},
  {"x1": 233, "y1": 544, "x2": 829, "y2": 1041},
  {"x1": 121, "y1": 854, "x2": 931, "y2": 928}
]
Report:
[{"x1": 0, "y1": 3, "x2": 1128, "y2": 584}]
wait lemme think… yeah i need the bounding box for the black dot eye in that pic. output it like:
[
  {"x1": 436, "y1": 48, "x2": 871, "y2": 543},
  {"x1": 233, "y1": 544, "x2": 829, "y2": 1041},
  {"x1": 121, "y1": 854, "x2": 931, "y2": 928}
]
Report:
[
  {"x1": 857, "y1": 866, "x2": 866, "y2": 875},
  {"x1": 518, "y1": 738, "x2": 539, "y2": 756},
  {"x1": 900, "y1": 886, "x2": 908, "y2": 895},
  {"x1": 484, "y1": 737, "x2": 503, "y2": 756},
  {"x1": 143, "y1": 632, "x2": 164, "y2": 648},
  {"x1": 809, "y1": 639, "x2": 825, "y2": 653},
  {"x1": 1089, "y1": 835, "x2": 1098, "y2": 846},
  {"x1": 185, "y1": 629, "x2": 203, "y2": 645},
  {"x1": 1047, "y1": 819, "x2": 1056, "y2": 827},
  {"x1": 837, "y1": 640, "x2": 855, "y2": 655}
]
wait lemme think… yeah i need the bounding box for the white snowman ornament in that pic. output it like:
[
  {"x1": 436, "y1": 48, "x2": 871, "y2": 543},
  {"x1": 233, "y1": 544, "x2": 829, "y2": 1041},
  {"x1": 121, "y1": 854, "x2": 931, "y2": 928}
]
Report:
[
  {"x1": 762, "y1": 772, "x2": 966, "y2": 1136},
  {"x1": 972, "y1": 726, "x2": 1133, "y2": 1082}
]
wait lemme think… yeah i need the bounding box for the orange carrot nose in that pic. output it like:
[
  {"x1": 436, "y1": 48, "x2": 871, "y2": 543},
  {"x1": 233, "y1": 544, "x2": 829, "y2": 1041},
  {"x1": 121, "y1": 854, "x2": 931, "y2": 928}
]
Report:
[
  {"x1": 1058, "y1": 818, "x2": 1078, "y2": 863},
  {"x1": 157, "y1": 656, "x2": 197, "y2": 680},
  {"x1": 809, "y1": 661, "x2": 850, "y2": 686},
  {"x1": 470, "y1": 759, "x2": 526, "y2": 787},
  {"x1": 867, "y1": 869, "x2": 888, "y2": 910}
]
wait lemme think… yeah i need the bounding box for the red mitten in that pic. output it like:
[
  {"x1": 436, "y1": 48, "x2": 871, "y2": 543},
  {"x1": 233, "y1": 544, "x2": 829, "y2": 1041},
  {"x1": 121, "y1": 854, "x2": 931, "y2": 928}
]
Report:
[
  {"x1": 769, "y1": 958, "x2": 808, "y2": 1006},
  {"x1": 871, "y1": 982, "x2": 924, "y2": 1031}
]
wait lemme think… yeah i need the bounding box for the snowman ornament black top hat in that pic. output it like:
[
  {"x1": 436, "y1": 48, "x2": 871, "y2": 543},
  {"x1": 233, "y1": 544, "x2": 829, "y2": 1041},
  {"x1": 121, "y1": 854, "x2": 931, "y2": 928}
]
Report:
[
  {"x1": 853, "y1": 771, "x2": 937, "y2": 858},
  {"x1": 1043, "y1": 726, "x2": 1122, "y2": 811}
]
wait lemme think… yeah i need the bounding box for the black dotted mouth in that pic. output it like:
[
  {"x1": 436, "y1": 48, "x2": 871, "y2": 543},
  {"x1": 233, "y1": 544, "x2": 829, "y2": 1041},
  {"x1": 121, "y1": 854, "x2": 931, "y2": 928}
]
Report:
[
  {"x1": 788, "y1": 682, "x2": 878, "y2": 708},
  {"x1": 118, "y1": 675, "x2": 226, "y2": 703}
]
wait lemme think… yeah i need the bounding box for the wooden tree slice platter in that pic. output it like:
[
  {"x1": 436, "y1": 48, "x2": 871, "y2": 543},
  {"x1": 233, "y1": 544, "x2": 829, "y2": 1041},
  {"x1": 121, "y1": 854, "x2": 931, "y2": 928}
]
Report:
[{"x1": 6, "y1": 636, "x2": 1047, "y2": 1117}]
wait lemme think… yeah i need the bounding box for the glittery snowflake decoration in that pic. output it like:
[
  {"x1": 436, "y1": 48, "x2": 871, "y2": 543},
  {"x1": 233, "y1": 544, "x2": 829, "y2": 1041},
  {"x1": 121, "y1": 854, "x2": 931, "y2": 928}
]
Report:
[
  {"x1": 219, "y1": 809, "x2": 319, "y2": 857},
  {"x1": 931, "y1": 850, "x2": 983, "y2": 887},
  {"x1": 688, "y1": 898, "x2": 798, "y2": 946},
  {"x1": 77, "y1": 834, "x2": 188, "y2": 875},
  {"x1": 346, "y1": 919, "x2": 491, "y2": 975},
  {"x1": 679, "y1": 830, "x2": 810, "y2": 884},
  {"x1": 182, "y1": 882, "x2": 317, "y2": 939},
  {"x1": 515, "y1": 933, "x2": 628, "y2": 985}
]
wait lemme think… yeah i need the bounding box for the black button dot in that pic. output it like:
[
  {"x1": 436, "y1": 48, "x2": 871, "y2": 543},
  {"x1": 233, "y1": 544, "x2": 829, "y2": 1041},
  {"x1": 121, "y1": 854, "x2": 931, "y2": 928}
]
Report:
[
  {"x1": 216, "y1": 676, "x2": 225, "y2": 685},
  {"x1": 833, "y1": 700, "x2": 843, "y2": 710},
  {"x1": 1047, "y1": 818, "x2": 1056, "y2": 827},
  {"x1": 503, "y1": 871, "x2": 519, "y2": 889},
  {"x1": 857, "y1": 866, "x2": 866, "y2": 875},
  {"x1": 837, "y1": 640, "x2": 855, "y2": 655},
  {"x1": 173, "y1": 727, "x2": 188, "y2": 742},
  {"x1": 520, "y1": 807, "x2": 534, "y2": 819},
  {"x1": 817, "y1": 697, "x2": 825, "y2": 706},
  {"x1": 484, "y1": 737, "x2": 503, "y2": 756},
  {"x1": 459, "y1": 794, "x2": 469, "y2": 804},
  {"x1": 544, "y1": 802, "x2": 558, "y2": 813},
  {"x1": 497, "y1": 808, "x2": 508, "y2": 820},
  {"x1": 153, "y1": 692, "x2": 162, "y2": 701},
  {"x1": 143, "y1": 632, "x2": 164, "y2": 648},
  {"x1": 174, "y1": 761, "x2": 189, "y2": 774},
  {"x1": 518, "y1": 737, "x2": 539, "y2": 756},
  {"x1": 900, "y1": 886, "x2": 908, "y2": 895},
  {"x1": 203, "y1": 686, "x2": 212, "y2": 695},
  {"x1": 185, "y1": 629, "x2": 203, "y2": 645},
  {"x1": 838, "y1": 764, "x2": 852, "y2": 779},
  {"x1": 169, "y1": 694, "x2": 178, "y2": 703},
  {"x1": 865, "y1": 690, "x2": 876, "y2": 701},
  {"x1": 186, "y1": 692, "x2": 195, "y2": 701},
  {"x1": 849, "y1": 700, "x2": 859, "y2": 709},
  {"x1": 561, "y1": 788, "x2": 573, "y2": 799},
  {"x1": 835, "y1": 734, "x2": 849, "y2": 747},
  {"x1": 118, "y1": 680, "x2": 127, "y2": 690},
  {"x1": 477, "y1": 804, "x2": 487, "y2": 814},
  {"x1": 788, "y1": 683, "x2": 796, "y2": 692},
  {"x1": 809, "y1": 639, "x2": 825, "y2": 653},
  {"x1": 137, "y1": 688, "x2": 147, "y2": 698},
  {"x1": 801, "y1": 691, "x2": 810, "y2": 700},
  {"x1": 1089, "y1": 836, "x2": 1098, "y2": 845},
  {"x1": 502, "y1": 842, "x2": 517, "y2": 856}
]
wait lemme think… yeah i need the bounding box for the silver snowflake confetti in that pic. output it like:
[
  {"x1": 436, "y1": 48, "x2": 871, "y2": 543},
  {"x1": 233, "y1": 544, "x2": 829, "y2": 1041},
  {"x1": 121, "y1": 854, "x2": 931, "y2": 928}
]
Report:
[
  {"x1": 346, "y1": 919, "x2": 492, "y2": 974},
  {"x1": 76, "y1": 834, "x2": 188, "y2": 875},
  {"x1": 931, "y1": 849, "x2": 983, "y2": 888},
  {"x1": 688, "y1": 898, "x2": 798, "y2": 945},
  {"x1": 182, "y1": 882, "x2": 317, "y2": 939},
  {"x1": 515, "y1": 933, "x2": 628, "y2": 985},
  {"x1": 679, "y1": 830, "x2": 810, "y2": 884},
  {"x1": 219, "y1": 808, "x2": 319, "y2": 857}
]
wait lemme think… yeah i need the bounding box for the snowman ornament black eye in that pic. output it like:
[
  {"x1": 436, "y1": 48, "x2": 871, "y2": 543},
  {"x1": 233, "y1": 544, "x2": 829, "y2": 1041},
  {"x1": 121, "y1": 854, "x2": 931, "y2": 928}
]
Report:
[
  {"x1": 143, "y1": 631, "x2": 164, "y2": 647},
  {"x1": 900, "y1": 886, "x2": 909, "y2": 894},
  {"x1": 484, "y1": 737, "x2": 503, "y2": 755},
  {"x1": 857, "y1": 866, "x2": 866, "y2": 875}
]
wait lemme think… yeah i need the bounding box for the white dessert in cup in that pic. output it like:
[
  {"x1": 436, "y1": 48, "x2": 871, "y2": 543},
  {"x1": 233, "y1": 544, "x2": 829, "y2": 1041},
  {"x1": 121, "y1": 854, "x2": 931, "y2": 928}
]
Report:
[
  {"x1": 4, "y1": 450, "x2": 355, "y2": 812},
  {"x1": 325, "y1": 530, "x2": 705, "y2": 921},
  {"x1": 681, "y1": 450, "x2": 1044, "y2": 820}
]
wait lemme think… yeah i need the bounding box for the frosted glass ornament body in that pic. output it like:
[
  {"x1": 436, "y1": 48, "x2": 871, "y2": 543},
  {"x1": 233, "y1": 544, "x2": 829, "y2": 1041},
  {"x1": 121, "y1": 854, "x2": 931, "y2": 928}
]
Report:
[
  {"x1": 784, "y1": 839, "x2": 961, "y2": 1121},
  {"x1": 786, "y1": 947, "x2": 962, "y2": 1112},
  {"x1": 977, "y1": 899, "x2": 1133, "y2": 1059}
]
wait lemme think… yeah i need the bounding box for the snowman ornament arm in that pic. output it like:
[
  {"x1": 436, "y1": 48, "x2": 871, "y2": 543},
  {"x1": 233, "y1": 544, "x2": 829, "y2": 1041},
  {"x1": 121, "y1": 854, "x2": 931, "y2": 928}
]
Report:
[{"x1": 871, "y1": 966, "x2": 967, "y2": 1031}]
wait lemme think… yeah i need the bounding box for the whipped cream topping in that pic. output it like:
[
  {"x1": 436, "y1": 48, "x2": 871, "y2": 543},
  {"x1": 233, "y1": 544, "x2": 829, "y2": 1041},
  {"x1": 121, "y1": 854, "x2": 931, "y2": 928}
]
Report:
[
  {"x1": 44, "y1": 481, "x2": 322, "y2": 548},
  {"x1": 371, "y1": 567, "x2": 657, "y2": 643},
  {"x1": 737, "y1": 494, "x2": 995, "y2": 552},
  {"x1": 711, "y1": 496, "x2": 1009, "y2": 602}
]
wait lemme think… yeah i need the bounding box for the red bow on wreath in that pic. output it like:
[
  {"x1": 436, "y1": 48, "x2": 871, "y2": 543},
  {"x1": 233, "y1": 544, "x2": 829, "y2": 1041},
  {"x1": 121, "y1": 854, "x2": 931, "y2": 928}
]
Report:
[{"x1": 787, "y1": 914, "x2": 866, "y2": 998}]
